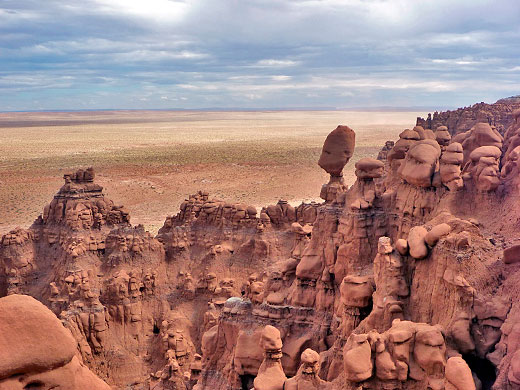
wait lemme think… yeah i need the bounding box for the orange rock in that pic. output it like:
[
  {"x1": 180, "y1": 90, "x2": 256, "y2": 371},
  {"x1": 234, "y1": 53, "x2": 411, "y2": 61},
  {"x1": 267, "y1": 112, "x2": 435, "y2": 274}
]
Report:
[{"x1": 0, "y1": 294, "x2": 110, "y2": 389}]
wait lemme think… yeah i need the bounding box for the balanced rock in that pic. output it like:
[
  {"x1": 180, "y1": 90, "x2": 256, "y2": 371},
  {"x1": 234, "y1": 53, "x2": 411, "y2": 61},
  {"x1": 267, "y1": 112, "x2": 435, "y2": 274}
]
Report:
[
  {"x1": 254, "y1": 325, "x2": 286, "y2": 390},
  {"x1": 355, "y1": 157, "x2": 384, "y2": 179},
  {"x1": 318, "y1": 125, "x2": 356, "y2": 176}
]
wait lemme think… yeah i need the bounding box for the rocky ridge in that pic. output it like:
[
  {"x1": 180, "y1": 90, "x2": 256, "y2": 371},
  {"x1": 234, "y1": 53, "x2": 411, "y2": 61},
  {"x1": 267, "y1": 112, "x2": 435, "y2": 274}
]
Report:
[{"x1": 2, "y1": 108, "x2": 520, "y2": 390}]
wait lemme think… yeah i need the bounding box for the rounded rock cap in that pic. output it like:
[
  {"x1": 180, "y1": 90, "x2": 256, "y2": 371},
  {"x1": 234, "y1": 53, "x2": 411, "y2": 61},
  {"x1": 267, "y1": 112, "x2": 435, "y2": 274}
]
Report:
[
  {"x1": 260, "y1": 325, "x2": 283, "y2": 350},
  {"x1": 0, "y1": 294, "x2": 77, "y2": 380},
  {"x1": 446, "y1": 142, "x2": 463, "y2": 153},
  {"x1": 318, "y1": 125, "x2": 356, "y2": 176},
  {"x1": 355, "y1": 157, "x2": 384, "y2": 171},
  {"x1": 399, "y1": 129, "x2": 420, "y2": 140},
  {"x1": 301, "y1": 348, "x2": 319, "y2": 364}
]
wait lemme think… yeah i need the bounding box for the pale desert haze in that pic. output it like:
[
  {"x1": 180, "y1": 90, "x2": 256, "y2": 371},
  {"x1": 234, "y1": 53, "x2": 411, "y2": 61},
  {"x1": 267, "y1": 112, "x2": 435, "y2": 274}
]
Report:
[{"x1": 0, "y1": 109, "x2": 424, "y2": 234}]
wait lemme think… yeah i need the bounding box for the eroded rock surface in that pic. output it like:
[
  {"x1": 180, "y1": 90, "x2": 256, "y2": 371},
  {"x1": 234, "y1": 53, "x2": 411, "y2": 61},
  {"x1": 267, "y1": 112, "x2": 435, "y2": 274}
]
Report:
[
  {"x1": 0, "y1": 294, "x2": 110, "y2": 390},
  {"x1": 2, "y1": 108, "x2": 520, "y2": 390}
]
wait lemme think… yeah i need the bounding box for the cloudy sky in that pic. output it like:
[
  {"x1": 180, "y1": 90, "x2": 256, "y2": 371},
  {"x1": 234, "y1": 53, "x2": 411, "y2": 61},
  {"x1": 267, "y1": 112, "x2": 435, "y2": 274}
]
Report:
[{"x1": 1, "y1": 0, "x2": 519, "y2": 111}]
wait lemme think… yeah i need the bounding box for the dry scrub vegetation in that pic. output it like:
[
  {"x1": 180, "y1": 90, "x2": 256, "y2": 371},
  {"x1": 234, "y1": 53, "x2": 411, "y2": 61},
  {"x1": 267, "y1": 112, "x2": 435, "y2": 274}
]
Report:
[{"x1": 0, "y1": 110, "x2": 423, "y2": 234}]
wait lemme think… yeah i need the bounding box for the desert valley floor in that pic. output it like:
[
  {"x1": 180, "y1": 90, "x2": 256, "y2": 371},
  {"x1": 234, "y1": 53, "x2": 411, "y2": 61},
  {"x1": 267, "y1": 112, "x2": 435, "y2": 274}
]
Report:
[{"x1": 0, "y1": 110, "x2": 423, "y2": 234}]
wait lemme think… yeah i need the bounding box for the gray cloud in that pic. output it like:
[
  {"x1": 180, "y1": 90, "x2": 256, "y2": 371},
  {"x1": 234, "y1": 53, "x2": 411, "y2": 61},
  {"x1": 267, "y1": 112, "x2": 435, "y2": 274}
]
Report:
[{"x1": 0, "y1": 0, "x2": 519, "y2": 110}]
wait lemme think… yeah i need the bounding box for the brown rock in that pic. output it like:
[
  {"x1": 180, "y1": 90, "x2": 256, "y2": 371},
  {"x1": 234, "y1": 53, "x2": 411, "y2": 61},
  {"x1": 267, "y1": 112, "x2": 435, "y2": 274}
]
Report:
[
  {"x1": 254, "y1": 325, "x2": 286, "y2": 390},
  {"x1": 355, "y1": 158, "x2": 384, "y2": 179},
  {"x1": 435, "y1": 125, "x2": 451, "y2": 146},
  {"x1": 318, "y1": 125, "x2": 355, "y2": 176},
  {"x1": 0, "y1": 294, "x2": 110, "y2": 389},
  {"x1": 504, "y1": 244, "x2": 520, "y2": 264},
  {"x1": 343, "y1": 334, "x2": 373, "y2": 382},
  {"x1": 408, "y1": 226, "x2": 429, "y2": 259},
  {"x1": 425, "y1": 223, "x2": 452, "y2": 246},
  {"x1": 398, "y1": 141, "x2": 441, "y2": 187},
  {"x1": 284, "y1": 349, "x2": 331, "y2": 389},
  {"x1": 395, "y1": 238, "x2": 409, "y2": 255},
  {"x1": 445, "y1": 356, "x2": 476, "y2": 390}
]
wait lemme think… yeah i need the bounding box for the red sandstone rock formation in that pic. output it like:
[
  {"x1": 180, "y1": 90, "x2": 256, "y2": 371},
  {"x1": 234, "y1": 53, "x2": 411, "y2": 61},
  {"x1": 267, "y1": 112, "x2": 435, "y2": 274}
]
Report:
[
  {"x1": 0, "y1": 294, "x2": 111, "y2": 389},
  {"x1": 416, "y1": 98, "x2": 520, "y2": 136},
  {"x1": 318, "y1": 125, "x2": 355, "y2": 204},
  {"x1": 4, "y1": 104, "x2": 520, "y2": 389}
]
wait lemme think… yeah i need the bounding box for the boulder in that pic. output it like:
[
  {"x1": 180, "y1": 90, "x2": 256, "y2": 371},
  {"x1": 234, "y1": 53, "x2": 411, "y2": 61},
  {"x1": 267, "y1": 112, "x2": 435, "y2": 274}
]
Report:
[{"x1": 408, "y1": 226, "x2": 429, "y2": 259}]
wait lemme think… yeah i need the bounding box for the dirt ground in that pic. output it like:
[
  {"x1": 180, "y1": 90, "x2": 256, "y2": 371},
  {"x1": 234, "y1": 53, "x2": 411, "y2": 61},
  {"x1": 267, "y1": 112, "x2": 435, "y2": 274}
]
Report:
[{"x1": 0, "y1": 110, "x2": 424, "y2": 234}]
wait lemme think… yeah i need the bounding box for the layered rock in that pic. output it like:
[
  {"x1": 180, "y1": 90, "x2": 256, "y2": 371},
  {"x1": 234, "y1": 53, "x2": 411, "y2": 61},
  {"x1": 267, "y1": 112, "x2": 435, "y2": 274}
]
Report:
[{"x1": 3, "y1": 107, "x2": 520, "y2": 390}]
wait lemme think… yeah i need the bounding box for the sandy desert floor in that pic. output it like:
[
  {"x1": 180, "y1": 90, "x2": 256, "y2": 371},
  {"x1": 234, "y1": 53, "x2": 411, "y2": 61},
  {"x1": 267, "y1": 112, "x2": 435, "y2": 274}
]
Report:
[{"x1": 0, "y1": 110, "x2": 424, "y2": 234}]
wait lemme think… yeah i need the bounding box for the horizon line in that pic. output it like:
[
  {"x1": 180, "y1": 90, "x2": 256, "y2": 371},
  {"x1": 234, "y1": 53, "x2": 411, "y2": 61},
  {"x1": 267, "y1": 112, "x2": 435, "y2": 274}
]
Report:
[{"x1": 0, "y1": 105, "x2": 453, "y2": 114}]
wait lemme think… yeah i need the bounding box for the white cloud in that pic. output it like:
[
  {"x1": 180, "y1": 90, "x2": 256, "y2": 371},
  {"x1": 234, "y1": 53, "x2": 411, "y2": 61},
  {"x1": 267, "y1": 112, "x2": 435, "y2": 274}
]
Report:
[
  {"x1": 91, "y1": 0, "x2": 189, "y2": 23},
  {"x1": 254, "y1": 59, "x2": 300, "y2": 68},
  {"x1": 110, "y1": 49, "x2": 209, "y2": 62},
  {"x1": 431, "y1": 59, "x2": 478, "y2": 65},
  {"x1": 1, "y1": 0, "x2": 520, "y2": 109}
]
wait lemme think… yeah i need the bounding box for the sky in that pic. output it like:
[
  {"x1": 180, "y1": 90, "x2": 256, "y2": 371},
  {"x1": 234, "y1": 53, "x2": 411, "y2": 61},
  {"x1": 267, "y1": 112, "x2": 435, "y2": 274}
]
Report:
[{"x1": 0, "y1": 0, "x2": 519, "y2": 111}]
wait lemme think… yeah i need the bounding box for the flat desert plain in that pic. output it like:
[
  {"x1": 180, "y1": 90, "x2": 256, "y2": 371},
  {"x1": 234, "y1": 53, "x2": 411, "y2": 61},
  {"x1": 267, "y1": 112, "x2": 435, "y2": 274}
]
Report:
[{"x1": 0, "y1": 110, "x2": 425, "y2": 234}]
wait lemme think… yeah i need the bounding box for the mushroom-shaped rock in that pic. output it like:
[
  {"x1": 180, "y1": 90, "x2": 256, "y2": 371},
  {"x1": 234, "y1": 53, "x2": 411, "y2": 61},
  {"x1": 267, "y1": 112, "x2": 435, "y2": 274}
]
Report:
[
  {"x1": 401, "y1": 129, "x2": 421, "y2": 140},
  {"x1": 414, "y1": 125, "x2": 436, "y2": 140},
  {"x1": 0, "y1": 294, "x2": 110, "y2": 389},
  {"x1": 388, "y1": 129, "x2": 420, "y2": 162},
  {"x1": 445, "y1": 356, "x2": 476, "y2": 390},
  {"x1": 435, "y1": 125, "x2": 451, "y2": 146},
  {"x1": 254, "y1": 325, "x2": 286, "y2": 390},
  {"x1": 461, "y1": 122, "x2": 503, "y2": 165},
  {"x1": 467, "y1": 145, "x2": 502, "y2": 191},
  {"x1": 318, "y1": 125, "x2": 356, "y2": 176},
  {"x1": 398, "y1": 141, "x2": 441, "y2": 187},
  {"x1": 408, "y1": 226, "x2": 429, "y2": 259},
  {"x1": 440, "y1": 142, "x2": 464, "y2": 190},
  {"x1": 444, "y1": 142, "x2": 464, "y2": 163},
  {"x1": 425, "y1": 223, "x2": 452, "y2": 246},
  {"x1": 469, "y1": 145, "x2": 502, "y2": 161},
  {"x1": 296, "y1": 246, "x2": 324, "y2": 280},
  {"x1": 340, "y1": 275, "x2": 374, "y2": 308},
  {"x1": 471, "y1": 122, "x2": 503, "y2": 149},
  {"x1": 284, "y1": 348, "x2": 331, "y2": 390},
  {"x1": 355, "y1": 158, "x2": 384, "y2": 179}
]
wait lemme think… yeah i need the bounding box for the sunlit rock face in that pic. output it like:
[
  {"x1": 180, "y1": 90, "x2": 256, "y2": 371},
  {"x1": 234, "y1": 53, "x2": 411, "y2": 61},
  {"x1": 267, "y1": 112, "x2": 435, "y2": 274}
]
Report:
[
  {"x1": 0, "y1": 294, "x2": 111, "y2": 390},
  {"x1": 4, "y1": 102, "x2": 520, "y2": 390},
  {"x1": 318, "y1": 125, "x2": 356, "y2": 204}
]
